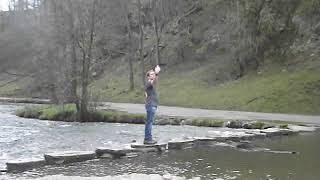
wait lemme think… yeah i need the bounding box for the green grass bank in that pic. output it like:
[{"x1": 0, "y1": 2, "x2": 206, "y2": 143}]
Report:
[{"x1": 92, "y1": 61, "x2": 320, "y2": 115}]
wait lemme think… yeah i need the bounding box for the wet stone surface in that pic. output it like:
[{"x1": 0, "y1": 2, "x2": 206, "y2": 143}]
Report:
[
  {"x1": 130, "y1": 142, "x2": 167, "y2": 149},
  {"x1": 96, "y1": 144, "x2": 140, "y2": 159},
  {"x1": 288, "y1": 125, "x2": 318, "y2": 132},
  {"x1": 6, "y1": 158, "x2": 46, "y2": 172},
  {"x1": 44, "y1": 151, "x2": 97, "y2": 165},
  {"x1": 168, "y1": 139, "x2": 196, "y2": 150}
]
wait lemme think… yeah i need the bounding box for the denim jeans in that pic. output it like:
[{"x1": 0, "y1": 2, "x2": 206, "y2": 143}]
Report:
[{"x1": 145, "y1": 105, "x2": 157, "y2": 140}]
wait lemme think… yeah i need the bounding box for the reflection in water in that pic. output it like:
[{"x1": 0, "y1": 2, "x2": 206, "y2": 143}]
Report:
[{"x1": 0, "y1": 104, "x2": 320, "y2": 180}]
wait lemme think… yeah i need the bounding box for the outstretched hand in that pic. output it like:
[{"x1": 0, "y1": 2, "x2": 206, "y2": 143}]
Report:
[{"x1": 154, "y1": 65, "x2": 161, "y2": 74}]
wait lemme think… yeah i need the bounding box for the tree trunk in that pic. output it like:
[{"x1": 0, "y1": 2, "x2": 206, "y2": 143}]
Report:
[
  {"x1": 137, "y1": 0, "x2": 145, "y2": 87},
  {"x1": 71, "y1": 27, "x2": 79, "y2": 114},
  {"x1": 152, "y1": 0, "x2": 160, "y2": 65},
  {"x1": 122, "y1": 1, "x2": 134, "y2": 90},
  {"x1": 128, "y1": 53, "x2": 134, "y2": 91},
  {"x1": 67, "y1": 0, "x2": 80, "y2": 114},
  {"x1": 80, "y1": 52, "x2": 88, "y2": 121},
  {"x1": 79, "y1": 0, "x2": 97, "y2": 121}
]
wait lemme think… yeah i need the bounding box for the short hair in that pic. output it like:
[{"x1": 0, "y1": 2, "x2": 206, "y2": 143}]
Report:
[{"x1": 146, "y1": 70, "x2": 155, "y2": 77}]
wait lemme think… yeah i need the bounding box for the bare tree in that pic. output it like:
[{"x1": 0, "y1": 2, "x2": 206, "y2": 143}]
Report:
[
  {"x1": 137, "y1": 0, "x2": 145, "y2": 87},
  {"x1": 152, "y1": 0, "x2": 160, "y2": 65},
  {"x1": 119, "y1": 0, "x2": 134, "y2": 91}
]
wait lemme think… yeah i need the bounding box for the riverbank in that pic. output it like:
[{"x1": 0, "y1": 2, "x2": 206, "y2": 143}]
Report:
[{"x1": 16, "y1": 105, "x2": 303, "y2": 129}]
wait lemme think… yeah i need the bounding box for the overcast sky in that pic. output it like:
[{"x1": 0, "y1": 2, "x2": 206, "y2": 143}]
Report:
[{"x1": 0, "y1": 0, "x2": 9, "y2": 11}]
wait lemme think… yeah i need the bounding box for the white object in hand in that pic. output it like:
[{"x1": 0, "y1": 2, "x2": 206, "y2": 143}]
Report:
[{"x1": 155, "y1": 65, "x2": 161, "y2": 74}]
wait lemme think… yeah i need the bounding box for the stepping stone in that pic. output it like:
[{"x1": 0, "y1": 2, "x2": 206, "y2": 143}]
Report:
[
  {"x1": 245, "y1": 130, "x2": 267, "y2": 139},
  {"x1": 131, "y1": 142, "x2": 167, "y2": 149},
  {"x1": 239, "y1": 133, "x2": 256, "y2": 141},
  {"x1": 6, "y1": 158, "x2": 46, "y2": 172},
  {"x1": 131, "y1": 142, "x2": 167, "y2": 153},
  {"x1": 44, "y1": 151, "x2": 96, "y2": 165},
  {"x1": 280, "y1": 129, "x2": 299, "y2": 136},
  {"x1": 120, "y1": 152, "x2": 139, "y2": 159},
  {"x1": 260, "y1": 128, "x2": 297, "y2": 137},
  {"x1": 236, "y1": 141, "x2": 259, "y2": 151},
  {"x1": 226, "y1": 135, "x2": 242, "y2": 142},
  {"x1": 288, "y1": 125, "x2": 318, "y2": 133},
  {"x1": 266, "y1": 150, "x2": 299, "y2": 154},
  {"x1": 168, "y1": 139, "x2": 195, "y2": 150},
  {"x1": 96, "y1": 145, "x2": 139, "y2": 159},
  {"x1": 194, "y1": 137, "x2": 216, "y2": 146},
  {"x1": 213, "y1": 136, "x2": 228, "y2": 142},
  {"x1": 260, "y1": 128, "x2": 283, "y2": 137},
  {"x1": 207, "y1": 130, "x2": 255, "y2": 142}
]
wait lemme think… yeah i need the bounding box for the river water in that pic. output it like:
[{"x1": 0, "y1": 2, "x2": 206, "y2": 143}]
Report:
[{"x1": 0, "y1": 104, "x2": 319, "y2": 180}]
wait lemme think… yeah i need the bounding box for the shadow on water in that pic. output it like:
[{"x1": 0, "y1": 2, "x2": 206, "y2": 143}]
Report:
[{"x1": 1, "y1": 104, "x2": 320, "y2": 180}]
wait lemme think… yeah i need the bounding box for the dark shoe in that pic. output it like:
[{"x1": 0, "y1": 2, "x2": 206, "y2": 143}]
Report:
[{"x1": 143, "y1": 139, "x2": 157, "y2": 145}]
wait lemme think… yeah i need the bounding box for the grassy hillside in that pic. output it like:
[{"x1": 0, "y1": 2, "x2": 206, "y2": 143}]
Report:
[
  {"x1": 0, "y1": 76, "x2": 33, "y2": 97},
  {"x1": 90, "y1": 59, "x2": 320, "y2": 115},
  {"x1": 0, "y1": 81, "x2": 19, "y2": 96}
]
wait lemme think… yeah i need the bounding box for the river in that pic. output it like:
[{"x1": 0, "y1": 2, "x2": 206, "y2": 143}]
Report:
[{"x1": 0, "y1": 104, "x2": 319, "y2": 180}]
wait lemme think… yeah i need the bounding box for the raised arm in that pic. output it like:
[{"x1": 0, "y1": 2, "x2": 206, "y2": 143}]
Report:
[{"x1": 147, "y1": 65, "x2": 161, "y2": 85}]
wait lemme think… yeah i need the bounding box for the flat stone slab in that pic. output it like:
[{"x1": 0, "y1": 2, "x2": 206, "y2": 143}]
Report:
[
  {"x1": 96, "y1": 146, "x2": 137, "y2": 155},
  {"x1": 168, "y1": 139, "x2": 195, "y2": 150},
  {"x1": 44, "y1": 151, "x2": 96, "y2": 165},
  {"x1": 260, "y1": 128, "x2": 283, "y2": 137},
  {"x1": 260, "y1": 128, "x2": 297, "y2": 137},
  {"x1": 288, "y1": 125, "x2": 318, "y2": 132},
  {"x1": 207, "y1": 130, "x2": 255, "y2": 141},
  {"x1": 244, "y1": 130, "x2": 267, "y2": 139},
  {"x1": 131, "y1": 142, "x2": 167, "y2": 153},
  {"x1": 131, "y1": 142, "x2": 167, "y2": 149},
  {"x1": 266, "y1": 150, "x2": 299, "y2": 154},
  {"x1": 235, "y1": 141, "x2": 268, "y2": 152},
  {"x1": 193, "y1": 137, "x2": 216, "y2": 146},
  {"x1": 6, "y1": 158, "x2": 46, "y2": 172},
  {"x1": 96, "y1": 145, "x2": 139, "y2": 158},
  {"x1": 120, "y1": 152, "x2": 139, "y2": 159}
]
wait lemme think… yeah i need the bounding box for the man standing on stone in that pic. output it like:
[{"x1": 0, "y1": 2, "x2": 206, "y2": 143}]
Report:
[{"x1": 144, "y1": 65, "x2": 161, "y2": 144}]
